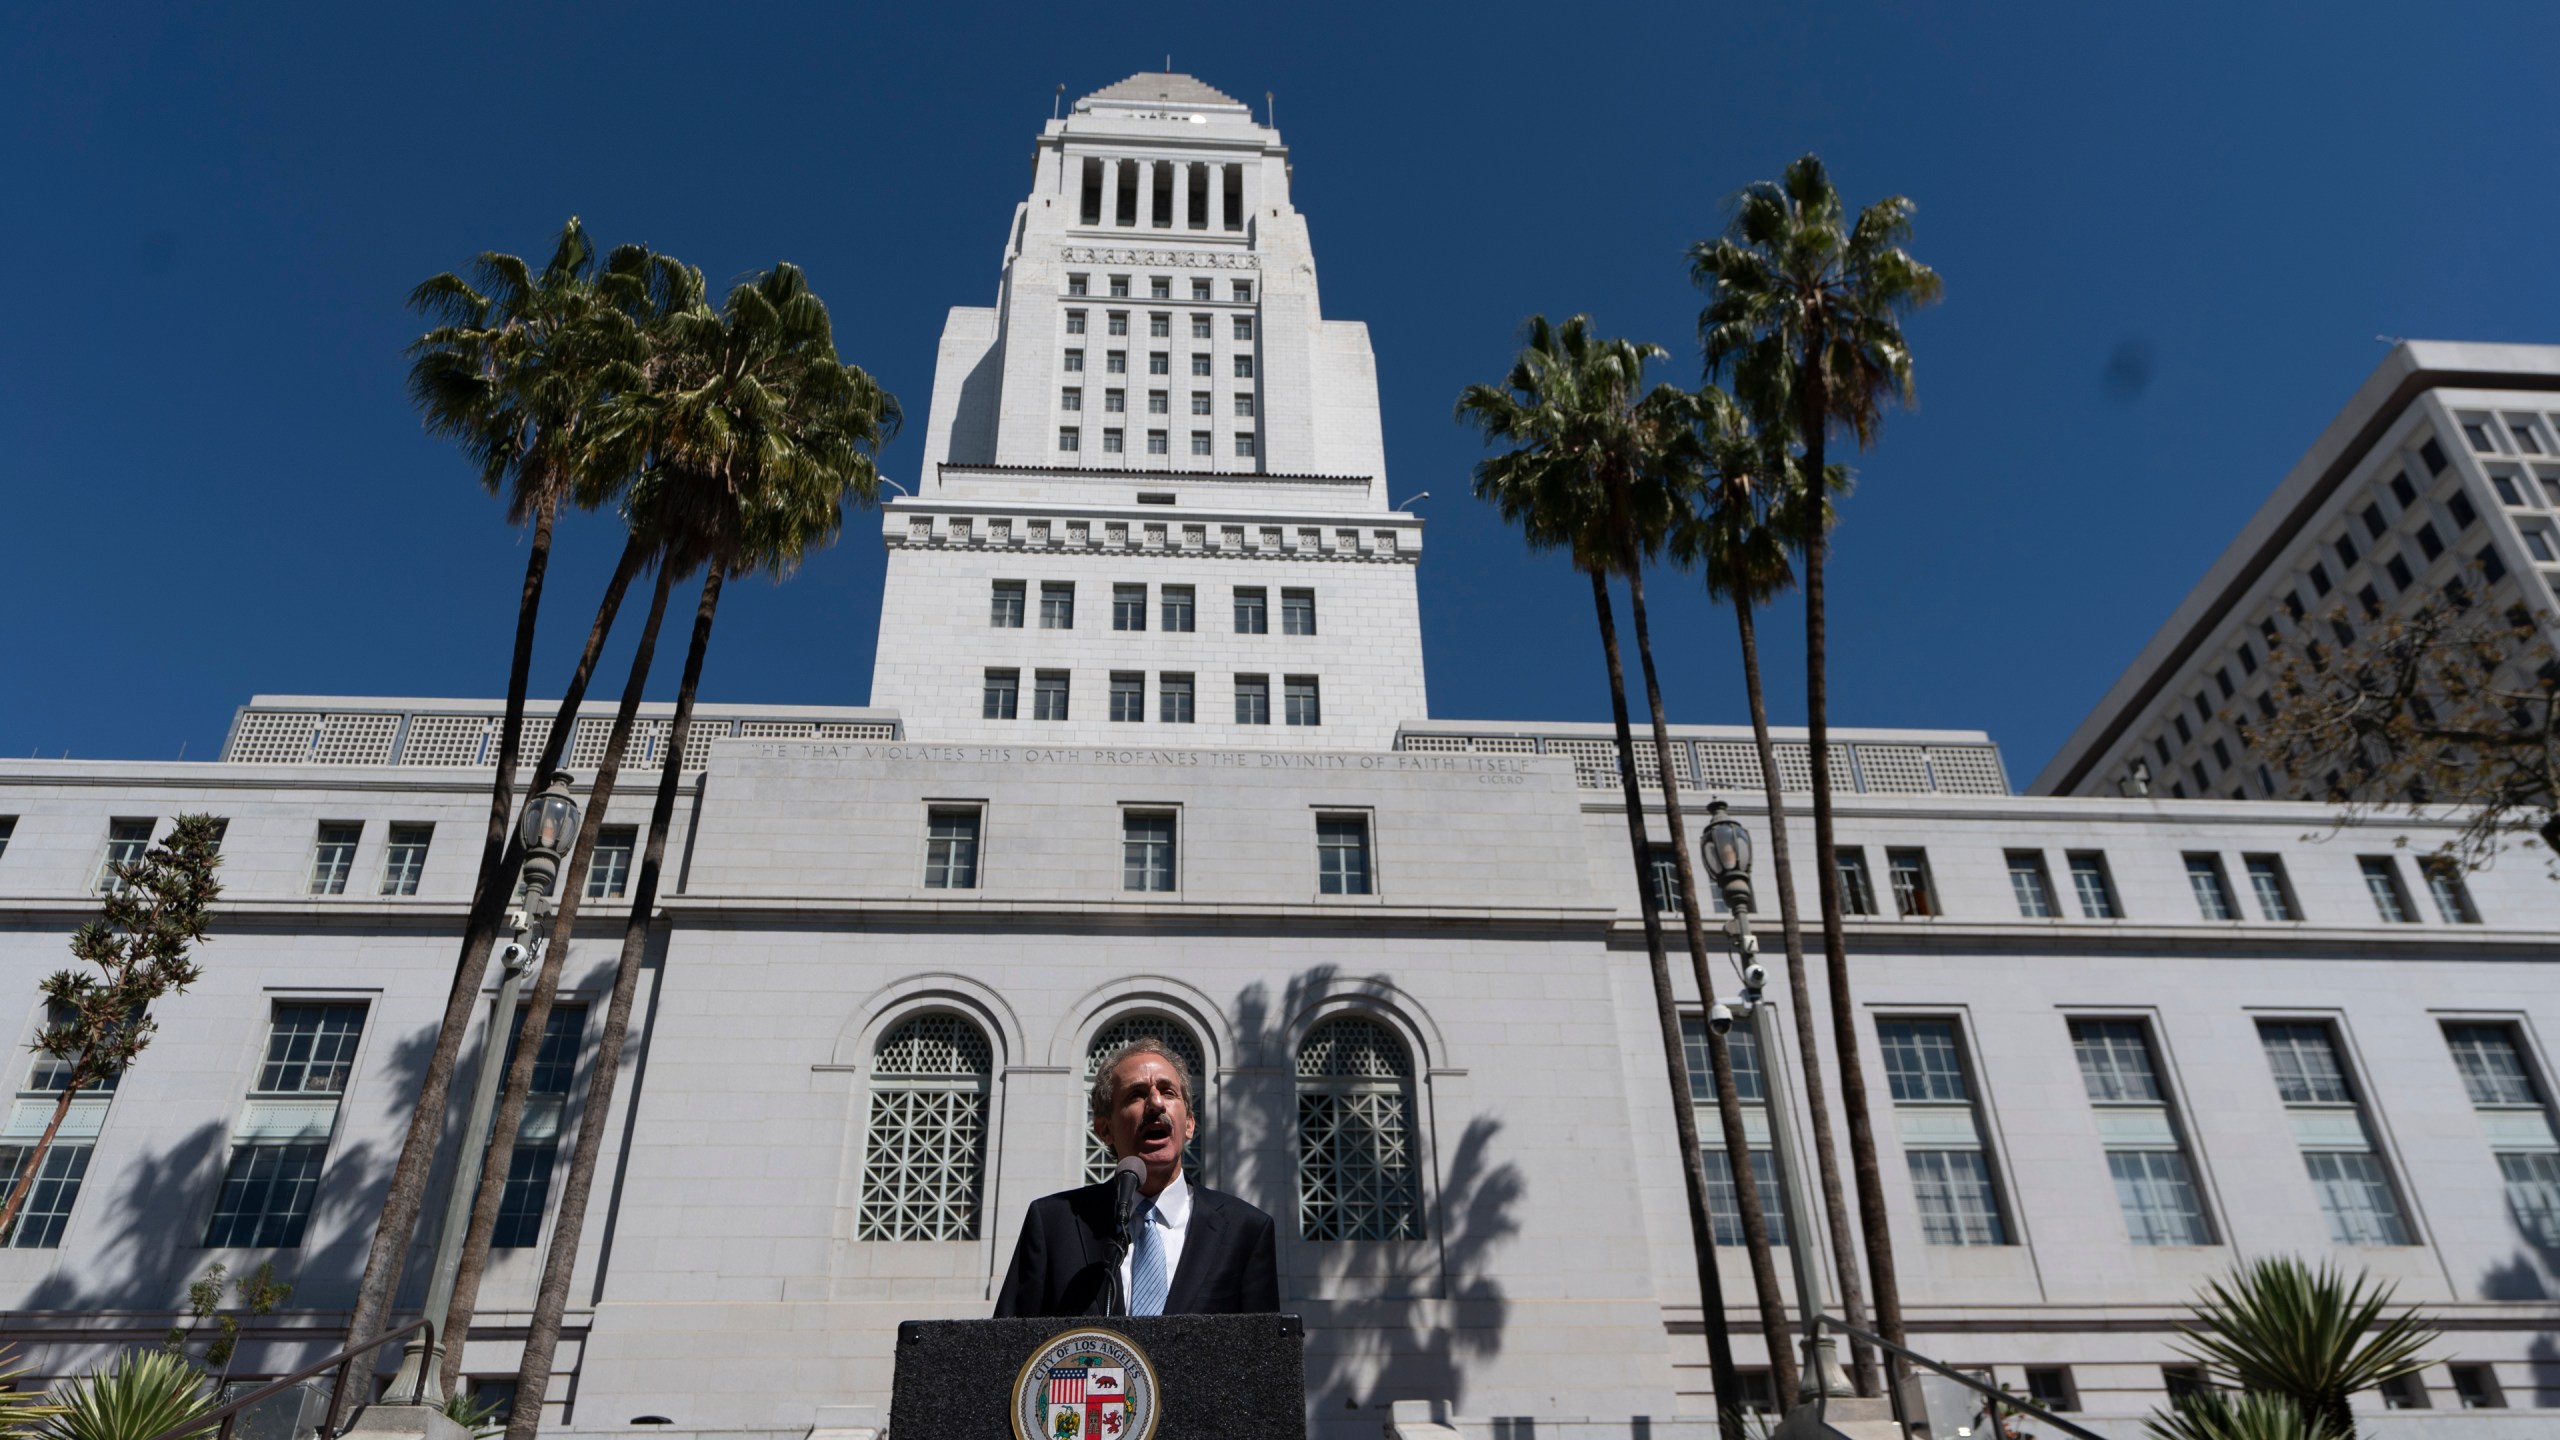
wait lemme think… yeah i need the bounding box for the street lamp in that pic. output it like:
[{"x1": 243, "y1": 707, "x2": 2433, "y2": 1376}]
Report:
[
  {"x1": 1698, "y1": 800, "x2": 1852, "y2": 1402},
  {"x1": 383, "y1": 771, "x2": 582, "y2": 1410}
]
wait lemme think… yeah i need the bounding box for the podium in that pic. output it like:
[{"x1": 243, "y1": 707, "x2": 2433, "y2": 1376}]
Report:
[{"x1": 891, "y1": 1313, "x2": 1306, "y2": 1439}]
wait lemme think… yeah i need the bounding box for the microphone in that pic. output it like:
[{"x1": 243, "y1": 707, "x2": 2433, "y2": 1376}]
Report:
[{"x1": 1111, "y1": 1155, "x2": 1148, "y2": 1248}]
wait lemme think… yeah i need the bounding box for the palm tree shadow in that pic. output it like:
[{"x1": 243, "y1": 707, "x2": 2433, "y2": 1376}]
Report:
[{"x1": 1232, "y1": 966, "x2": 1526, "y2": 1432}]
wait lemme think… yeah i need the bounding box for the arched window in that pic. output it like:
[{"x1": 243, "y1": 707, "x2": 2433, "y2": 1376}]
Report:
[
  {"x1": 856, "y1": 1013, "x2": 992, "y2": 1241},
  {"x1": 1295, "y1": 1016, "x2": 1423, "y2": 1240},
  {"x1": 1083, "y1": 1015, "x2": 1208, "y2": 1185}
]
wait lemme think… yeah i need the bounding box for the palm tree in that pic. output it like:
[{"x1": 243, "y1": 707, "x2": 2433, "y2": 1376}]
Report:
[
  {"x1": 338, "y1": 222, "x2": 652, "y2": 1400},
  {"x1": 1690, "y1": 155, "x2": 1940, "y2": 1358},
  {"x1": 1669, "y1": 389, "x2": 1879, "y2": 1395},
  {"x1": 2166, "y1": 1257, "x2": 2436, "y2": 1440},
  {"x1": 502, "y1": 260, "x2": 896, "y2": 1440},
  {"x1": 1460, "y1": 315, "x2": 1777, "y2": 1433}
]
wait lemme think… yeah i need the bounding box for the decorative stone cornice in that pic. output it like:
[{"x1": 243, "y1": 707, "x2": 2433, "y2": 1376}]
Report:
[{"x1": 1056, "y1": 245, "x2": 1259, "y2": 270}]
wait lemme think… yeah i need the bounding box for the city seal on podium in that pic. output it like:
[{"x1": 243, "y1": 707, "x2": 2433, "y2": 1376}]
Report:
[{"x1": 1011, "y1": 1327, "x2": 1160, "y2": 1440}]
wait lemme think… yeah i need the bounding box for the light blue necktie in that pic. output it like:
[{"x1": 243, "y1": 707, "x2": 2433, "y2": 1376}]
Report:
[{"x1": 1129, "y1": 1199, "x2": 1169, "y2": 1316}]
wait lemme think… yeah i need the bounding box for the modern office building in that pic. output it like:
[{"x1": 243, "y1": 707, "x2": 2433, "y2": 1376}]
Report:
[{"x1": 1, "y1": 75, "x2": 2554, "y2": 1440}]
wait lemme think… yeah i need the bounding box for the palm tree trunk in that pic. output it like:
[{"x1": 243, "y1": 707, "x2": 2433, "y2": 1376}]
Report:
[
  {"x1": 1618, "y1": 535, "x2": 1797, "y2": 1408},
  {"x1": 507, "y1": 567, "x2": 722, "y2": 1440},
  {"x1": 336, "y1": 524, "x2": 643, "y2": 1427},
  {"x1": 1797, "y1": 380, "x2": 1907, "y2": 1362},
  {"x1": 0, "y1": 1085, "x2": 79, "y2": 1242},
  {"x1": 1588, "y1": 568, "x2": 1748, "y2": 1440},
  {"x1": 440, "y1": 562, "x2": 674, "y2": 1395},
  {"x1": 1735, "y1": 593, "x2": 1878, "y2": 1396}
]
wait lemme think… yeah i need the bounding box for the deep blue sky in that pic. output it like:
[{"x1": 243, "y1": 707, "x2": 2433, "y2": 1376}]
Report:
[{"x1": 7, "y1": 3, "x2": 2558, "y2": 781}]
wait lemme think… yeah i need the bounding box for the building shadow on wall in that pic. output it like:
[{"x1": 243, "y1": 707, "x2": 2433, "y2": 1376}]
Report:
[
  {"x1": 2480, "y1": 1250, "x2": 2560, "y2": 1407},
  {"x1": 1231, "y1": 966, "x2": 1525, "y2": 1424}
]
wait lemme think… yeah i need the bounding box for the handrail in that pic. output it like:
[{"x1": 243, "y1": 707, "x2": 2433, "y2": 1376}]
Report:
[
  {"x1": 143, "y1": 1317, "x2": 432, "y2": 1440},
  {"x1": 1816, "y1": 1315, "x2": 2108, "y2": 1440}
]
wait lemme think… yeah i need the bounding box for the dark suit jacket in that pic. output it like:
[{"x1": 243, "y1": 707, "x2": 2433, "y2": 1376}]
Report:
[{"x1": 994, "y1": 1179, "x2": 1279, "y2": 1318}]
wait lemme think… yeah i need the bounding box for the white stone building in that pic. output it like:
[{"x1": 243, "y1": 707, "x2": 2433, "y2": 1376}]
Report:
[{"x1": 1, "y1": 74, "x2": 2555, "y2": 1440}]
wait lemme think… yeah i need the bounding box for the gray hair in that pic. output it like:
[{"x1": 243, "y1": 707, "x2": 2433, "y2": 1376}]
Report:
[{"x1": 1088, "y1": 1036, "x2": 1196, "y2": 1122}]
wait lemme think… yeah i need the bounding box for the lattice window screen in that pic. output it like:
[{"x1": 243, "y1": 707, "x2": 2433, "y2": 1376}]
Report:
[
  {"x1": 1769, "y1": 742, "x2": 1855, "y2": 793},
  {"x1": 1927, "y1": 746, "x2": 2010, "y2": 795},
  {"x1": 738, "y1": 721, "x2": 816, "y2": 740},
  {"x1": 1542, "y1": 737, "x2": 1664, "y2": 790},
  {"x1": 309, "y1": 714, "x2": 400, "y2": 766},
  {"x1": 1697, "y1": 742, "x2": 1765, "y2": 792},
  {"x1": 623, "y1": 719, "x2": 671, "y2": 766},
  {"x1": 1082, "y1": 1016, "x2": 1208, "y2": 1185},
  {"x1": 567, "y1": 718, "x2": 620, "y2": 771},
  {"x1": 1296, "y1": 1017, "x2": 1422, "y2": 1240},
  {"x1": 1856, "y1": 744, "x2": 1932, "y2": 794},
  {"x1": 679, "y1": 719, "x2": 733, "y2": 771},
  {"x1": 1397, "y1": 735, "x2": 1469, "y2": 753},
  {"x1": 512, "y1": 718, "x2": 556, "y2": 770},
  {"x1": 400, "y1": 714, "x2": 496, "y2": 767},
  {"x1": 856, "y1": 1014, "x2": 992, "y2": 1242},
  {"x1": 818, "y1": 722, "x2": 898, "y2": 741},
  {"x1": 227, "y1": 712, "x2": 321, "y2": 764}
]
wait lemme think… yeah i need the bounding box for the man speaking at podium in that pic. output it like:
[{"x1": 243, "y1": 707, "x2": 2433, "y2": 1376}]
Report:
[{"x1": 996, "y1": 1037, "x2": 1279, "y2": 1317}]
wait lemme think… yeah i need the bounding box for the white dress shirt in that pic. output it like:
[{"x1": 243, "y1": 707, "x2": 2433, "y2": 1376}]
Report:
[{"x1": 1117, "y1": 1171, "x2": 1192, "y2": 1306}]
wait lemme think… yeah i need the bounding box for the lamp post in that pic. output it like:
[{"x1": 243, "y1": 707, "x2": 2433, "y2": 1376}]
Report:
[
  {"x1": 1698, "y1": 800, "x2": 1852, "y2": 1400},
  {"x1": 383, "y1": 772, "x2": 582, "y2": 1408}
]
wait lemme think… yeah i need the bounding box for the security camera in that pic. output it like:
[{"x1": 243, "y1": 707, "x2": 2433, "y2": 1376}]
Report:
[
  {"x1": 1742, "y1": 963, "x2": 1768, "y2": 993},
  {"x1": 1737, "y1": 932, "x2": 1760, "y2": 959},
  {"x1": 499, "y1": 941, "x2": 528, "y2": 968},
  {"x1": 1707, "y1": 1002, "x2": 1734, "y2": 1037}
]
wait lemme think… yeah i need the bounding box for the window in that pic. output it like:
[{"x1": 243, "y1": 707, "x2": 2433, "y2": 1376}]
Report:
[
  {"x1": 2162, "y1": 1368, "x2": 2209, "y2": 1408},
  {"x1": 1033, "y1": 670, "x2": 1071, "y2": 722},
  {"x1": 1188, "y1": 353, "x2": 1210, "y2": 377},
  {"x1": 1112, "y1": 583, "x2": 1146, "y2": 631},
  {"x1": 585, "y1": 827, "x2": 635, "y2": 899},
  {"x1": 1063, "y1": 349, "x2": 1084, "y2": 373},
  {"x1": 2185, "y1": 854, "x2": 2237, "y2": 920},
  {"x1": 2422, "y1": 438, "x2": 2448, "y2": 473},
  {"x1": 2386, "y1": 553, "x2": 2412, "y2": 589},
  {"x1": 1233, "y1": 587, "x2": 1268, "y2": 634},
  {"x1": 2494, "y1": 472, "x2": 2525, "y2": 505},
  {"x1": 2423, "y1": 859, "x2": 2480, "y2": 923},
  {"x1": 1067, "y1": 274, "x2": 1088, "y2": 296},
  {"x1": 1283, "y1": 676, "x2": 1321, "y2": 727},
  {"x1": 2355, "y1": 850, "x2": 2416, "y2": 917},
  {"x1": 491, "y1": 1003, "x2": 585, "y2": 1248},
  {"x1": 923, "y1": 809, "x2": 980, "y2": 890},
  {"x1": 2465, "y1": 422, "x2": 2496, "y2": 452},
  {"x1": 1233, "y1": 315, "x2": 1253, "y2": 341},
  {"x1": 1234, "y1": 432, "x2": 1257, "y2": 458},
  {"x1": 0, "y1": 816, "x2": 13, "y2": 861},
  {"x1": 1146, "y1": 430, "x2": 1167, "y2": 455},
  {"x1": 1065, "y1": 308, "x2": 1086, "y2": 333},
  {"x1": 1104, "y1": 389, "x2": 1126, "y2": 413},
  {"x1": 1886, "y1": 848, "x2": 1936, "y2": 917},
  {"x1": 1189, "y1": 313, "x2": 1210, "y2": 339},
  {"x1": 1148, "y1": 312, "x2": 1169, "y2": 337},
  {"x1": 1834, "y1": 848, "x2": 1878, "y2": 916},
  {"x1": 1190, "y1": 431, "x2": 1211, "y2": 456},
  {"x1": 2444, "y1": 1024, "x2": 2560, "y2": 1248},
  {"x1": 2516, "y1": 423, "x2": 2546, "y2": 455},
  {"x1": 207, "y1": 1003, "x2": 366, "y2": 1247},
  {"x1": 2449, "y1": 1365, "x2": 2506, "y2": 1409},
  {"x1": 1058, "y1": 426, "x2": 1080, "y2": 452},
  {"x1": 380, "y1": 824, "x2": 432, "y2": 897},
  {"x1": 990, "y1": 580, "x2": 1025, "y2": 628},
  {"x1": 2244, "y1": 854, "x2": 2298, "y2": 921},
  {"x1": 1122, "y1": 812, "x2": 1176, "y2": 892},
  {"x1": 855, "y1": 1014, "x2": 992, "y2": 1241},
  {"x1": 2072, "y1": 1020, "x2": 2213, "y2": 1245},
  {"x1": 2024, "y1": 1369, "x2": 2077, "y2": 1414},
  {"x1": 2067, "y1": 852, "x2": 2120, "y2": 918},
  {"x1": 1235, "y1": 675, "x2": 1271, "y2": 725},
  {"x1": 982, "y1": 669, "x2": 1019, "y2": 720},
  {"x1": 1296, "y1": 1017, "x2": 1423, "y2": 1240},
  {"x1": 1083, "y1": 1015, "x2": 1208, "y2": 1184},
  {"x1": 1233, "y1": 393, "x2": 1254, "y2": 418},
  {"x1": 1150, "y1": 276, "x2": 1170, "y2": 299},
  {"x1": 304, "y1": 822, "x2": 361, "y2": 896},
  {"x1": 1647, "y1": 846, "x2": 1683, "y2": 914},
  {"x1": 2528, "y1": 531, "x2": 2557, "y2": 564},
  {"x1": 1280, "y1": 589, "x2": 1316, "y2": 636},
  {"x1": 2335, "y1": 531, "x2": 2360, "y2": 566},
  {"x1": 1878, "y1": 1019, "x2": 2007, "y2": 1244},
  {"x1": 1103, "y1": 428, "x2": 1124, "y2": 454},
  {"x1": 1148, "y1": 390, "x2": 1168, "y2": 414},
  {"x1": 1109, "y1": 672, "x2": 1145, "y2": 723},
  {"x1": 1159, "y1": 585, "x2": 1194, "y2": 632},
  {"x1": 1192, "y1": 278, "x2": 1212, "y2": 300},
  {"x1": 2361, "y1": 502, "x2": 2387, "y2": 538},
  {"x1": 1232, "y1": 280, "x2": 1251, "y2": 302},
  {"x1": 0, "y1": 1143, "x2": 91, "y2": 1249},
  {"x1": 2378, "y1": 1374, "x2": 2429, "y2": 1410},
  {"x1": 2416, "y1": 522, "x2": 2444, "y2": 561},
  {"x1": 1145, "y1": 352, "x2": 1166, "y2": 376},
  {"x1": 1040, "y1": 582, "x2": 1075, "y2": 629},
  {"x1": 1682, "y1": 1017, "x2": 1787, "y2": 1247},
  {"x1": 2258, "y1": 1021, "x2": 2411, "y2": 1244},
  {"x1": 1107, "y1": 311, "x2": 1128, "y2": 336},
  {"x1": 2450, "y1": 492, "x2": 2479, "y2": 529},
  {"x1": 1159, "y1": 674, "x2": 1194, "y2": 724},
  {"x1": 2308, "y1": 562, "x2": 2332, "y2": 596},
  {"x1": 1318, "y1": 816, "x2": 1372, "y2": 895},
  {"x1": 2006, "y1": 852, "x2": 2056, "y2": 918},
  {"x1": 1108, "y1": 274, "x2": 1129, "y2": 297},
  {"x1": 1232, "y1": 355, "x2": 1255, "y2": 379},
  {"x1": 1189, "y1": 392, "x2": 1211, "y2": 416},
  {"x1": 97, "y1": 818, "x2": 152, "y2": 894}
]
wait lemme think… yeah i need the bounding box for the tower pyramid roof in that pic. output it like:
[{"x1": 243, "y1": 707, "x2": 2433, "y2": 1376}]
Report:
[{"x1": 1079, "y1": 72, "x2": 1246, "y2": 109}]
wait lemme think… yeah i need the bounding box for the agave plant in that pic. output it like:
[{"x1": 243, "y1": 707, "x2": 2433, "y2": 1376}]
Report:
[
  {"x1": 0, "y1": 1344, "x2": 66, "y2": 1431},
  {"x1": 441, "y1": 1391, "x2": 505, "y2": 1440},
  {"x1": 30, "y1": 1349, "x2": 215, "y2": 1440},
  {"x1": 2164, "y1": 1257, "x2": 2436, "y2": 1440},
  {"x1": 2146, "y1": 1386, "x2": 2334, "y2": 1440}
]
